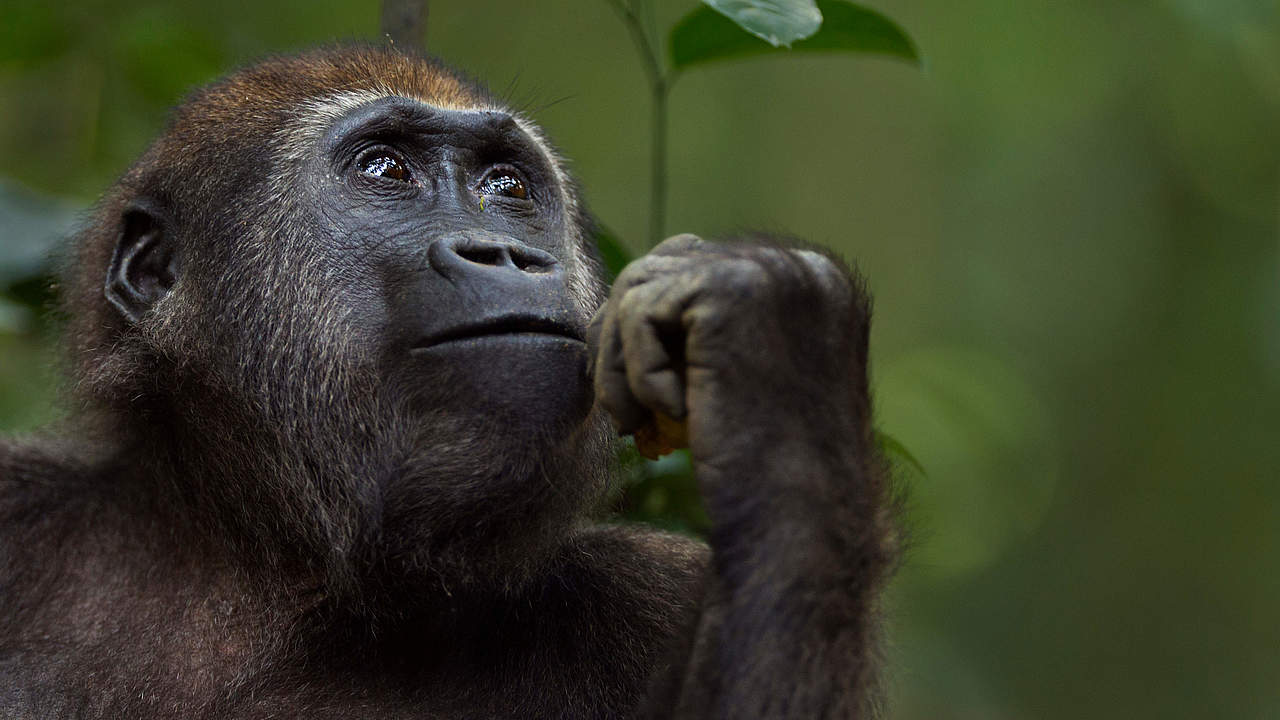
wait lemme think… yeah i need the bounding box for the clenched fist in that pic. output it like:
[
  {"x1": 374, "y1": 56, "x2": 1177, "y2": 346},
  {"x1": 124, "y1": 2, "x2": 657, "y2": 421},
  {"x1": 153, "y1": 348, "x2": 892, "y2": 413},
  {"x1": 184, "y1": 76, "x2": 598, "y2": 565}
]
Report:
[{"x1": 587, "y1": 234, "x2": 872, "y2": 469}]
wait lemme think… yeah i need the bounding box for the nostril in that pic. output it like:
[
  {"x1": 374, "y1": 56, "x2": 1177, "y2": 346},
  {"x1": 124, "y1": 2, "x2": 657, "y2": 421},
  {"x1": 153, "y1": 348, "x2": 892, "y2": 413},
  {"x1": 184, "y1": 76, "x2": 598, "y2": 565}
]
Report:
[
  {"x1": 456, "y1": 245, "x2": 508, "y2": 267},
  {"x1": 509, "y1": 247, "x2": 556, "y2": 273}
]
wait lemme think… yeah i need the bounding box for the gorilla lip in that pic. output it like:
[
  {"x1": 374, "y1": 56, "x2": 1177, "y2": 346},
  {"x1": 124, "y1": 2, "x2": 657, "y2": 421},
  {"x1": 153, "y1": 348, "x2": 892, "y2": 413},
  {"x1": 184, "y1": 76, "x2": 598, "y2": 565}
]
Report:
[{"x1": 413, "y1": 315, "x2": 585, "y2": 351}]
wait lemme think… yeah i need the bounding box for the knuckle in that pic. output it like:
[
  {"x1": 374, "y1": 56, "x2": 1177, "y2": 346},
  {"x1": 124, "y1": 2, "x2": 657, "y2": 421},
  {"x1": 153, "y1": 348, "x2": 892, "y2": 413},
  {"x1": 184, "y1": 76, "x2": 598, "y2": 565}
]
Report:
[
  {"x1": 612, "y1": 255, "x2": 672, "y2": 293},
  {"x1": 794, "y1": 249, "x2": 845, "y2": 285},
  {"x1": 705, "y1": 257, "x2": 771, "y2": 299},
  {"x1": 652, "y1": 233, "x2": 705, "y2": 256}
]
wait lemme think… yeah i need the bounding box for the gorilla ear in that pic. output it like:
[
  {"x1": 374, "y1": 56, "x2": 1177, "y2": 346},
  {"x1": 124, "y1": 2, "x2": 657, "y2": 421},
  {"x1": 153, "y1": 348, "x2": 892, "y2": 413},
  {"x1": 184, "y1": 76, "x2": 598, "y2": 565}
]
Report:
[{"x1": 105, "y1": 200, "x2": 177, "y2": 323}]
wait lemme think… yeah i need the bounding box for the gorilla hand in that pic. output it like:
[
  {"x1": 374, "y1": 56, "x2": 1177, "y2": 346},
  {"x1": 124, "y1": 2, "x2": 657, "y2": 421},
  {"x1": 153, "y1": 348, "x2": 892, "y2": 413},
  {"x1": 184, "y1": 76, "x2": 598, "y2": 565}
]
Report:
[{"x1": 588, "y1": 233, "x2": 870, "y2": 475}]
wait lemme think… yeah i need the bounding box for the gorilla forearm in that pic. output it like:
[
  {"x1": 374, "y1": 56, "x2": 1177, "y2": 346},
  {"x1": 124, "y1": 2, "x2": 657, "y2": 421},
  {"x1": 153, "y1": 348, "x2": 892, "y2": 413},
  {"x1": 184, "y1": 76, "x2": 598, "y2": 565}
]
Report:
[
  {"x1": 691, "y1": 456, "x2": 892, "y2": 717},
  {"x1": 655, "y1": 432, "x2": 895, "y2": 719}
]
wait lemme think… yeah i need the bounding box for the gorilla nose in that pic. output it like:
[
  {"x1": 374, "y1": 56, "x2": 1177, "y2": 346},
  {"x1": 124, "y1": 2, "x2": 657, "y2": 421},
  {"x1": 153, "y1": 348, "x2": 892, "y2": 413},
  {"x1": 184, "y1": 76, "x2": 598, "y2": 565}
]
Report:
[{"x1": 428, "y1": 233, "x2": 561, "y2": 280}]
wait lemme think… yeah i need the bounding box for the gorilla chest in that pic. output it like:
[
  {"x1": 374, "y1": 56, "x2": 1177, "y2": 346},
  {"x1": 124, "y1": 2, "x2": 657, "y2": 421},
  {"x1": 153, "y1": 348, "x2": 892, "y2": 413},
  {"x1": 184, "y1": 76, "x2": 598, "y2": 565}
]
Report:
[
  {"x1": 229, "y1": 646, "x2": 651, "y2": 720},
  {"x1": 10, "y1": 638, "x2": 650, "y2": 720}
]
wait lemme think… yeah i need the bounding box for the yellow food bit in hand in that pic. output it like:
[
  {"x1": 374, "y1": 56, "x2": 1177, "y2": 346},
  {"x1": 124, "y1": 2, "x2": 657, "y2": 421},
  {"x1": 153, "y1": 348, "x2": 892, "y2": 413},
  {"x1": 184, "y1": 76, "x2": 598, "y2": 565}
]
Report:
[{"x1": 633, "y1": 412, "x2": 689, "y2": 460}]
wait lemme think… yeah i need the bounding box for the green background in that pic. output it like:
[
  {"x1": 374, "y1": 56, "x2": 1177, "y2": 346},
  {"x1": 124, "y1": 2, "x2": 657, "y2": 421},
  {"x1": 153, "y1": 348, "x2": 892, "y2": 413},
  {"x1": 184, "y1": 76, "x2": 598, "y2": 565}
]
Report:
[{"x1": 1, "y1": 1, "x2": 1277, "y2": 716}]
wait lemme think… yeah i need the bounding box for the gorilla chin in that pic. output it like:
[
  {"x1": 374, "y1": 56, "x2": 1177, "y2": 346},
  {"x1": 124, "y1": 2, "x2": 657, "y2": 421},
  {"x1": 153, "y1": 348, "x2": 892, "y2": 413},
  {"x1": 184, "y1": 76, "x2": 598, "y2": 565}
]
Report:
[{"x1": 408, "y1": 333, "x2": 594, "y2": 440}]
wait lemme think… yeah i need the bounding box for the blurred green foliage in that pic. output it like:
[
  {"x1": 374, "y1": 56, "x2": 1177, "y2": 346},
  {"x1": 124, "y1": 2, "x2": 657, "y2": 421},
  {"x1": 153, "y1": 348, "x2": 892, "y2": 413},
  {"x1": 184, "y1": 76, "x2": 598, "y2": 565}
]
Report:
[{"x1": 1, "y1": 0, "x2": 1278, "y2": 717}]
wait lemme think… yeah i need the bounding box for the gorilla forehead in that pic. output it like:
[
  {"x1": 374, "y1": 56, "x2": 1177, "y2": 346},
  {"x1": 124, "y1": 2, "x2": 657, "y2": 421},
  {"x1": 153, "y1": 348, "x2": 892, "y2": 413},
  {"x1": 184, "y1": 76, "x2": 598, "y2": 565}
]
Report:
[
  {"x1": 178, "y1": 46, "x2": 497, "y2": 134},
  {"x1": 153, "y1": 47, "x2": 530, "y2": 196},
  {"x1": 321, "y1": 95, "x2": 526, "y2": 154}
]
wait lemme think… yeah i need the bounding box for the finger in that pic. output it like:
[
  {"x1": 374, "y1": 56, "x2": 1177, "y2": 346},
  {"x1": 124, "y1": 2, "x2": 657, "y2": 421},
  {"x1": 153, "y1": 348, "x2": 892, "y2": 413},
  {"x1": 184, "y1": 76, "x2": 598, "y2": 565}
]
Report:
[
  {"x1": 650, "y1": 233, "x2": 709, "y2": 257},
  {"x1": 591, "y1": 294, "x2": 651, "y2": 436},
  {"x1": 610, "y1": 253, "x2": 690, "y2": 296},
  {"x1": 616, "y1": 280, "x2": 687, "y2": 420},
  {"x1": 584, "y1": 304, "x2": 607, "y2": 378}
]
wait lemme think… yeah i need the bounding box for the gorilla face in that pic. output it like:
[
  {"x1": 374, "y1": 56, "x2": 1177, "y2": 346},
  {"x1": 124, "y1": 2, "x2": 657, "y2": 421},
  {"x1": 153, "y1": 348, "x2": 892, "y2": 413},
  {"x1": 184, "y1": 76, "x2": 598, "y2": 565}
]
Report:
[{"x1": 309, "y1": 96, "x2": 596, "y2": 439}]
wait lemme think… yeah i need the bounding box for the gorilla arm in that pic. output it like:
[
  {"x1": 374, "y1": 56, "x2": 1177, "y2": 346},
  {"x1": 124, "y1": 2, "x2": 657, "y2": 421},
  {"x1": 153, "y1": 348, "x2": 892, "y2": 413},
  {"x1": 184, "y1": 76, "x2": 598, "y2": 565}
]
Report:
[{"x1": 589, "y1": 235, "x2": 898, "y2": 719}]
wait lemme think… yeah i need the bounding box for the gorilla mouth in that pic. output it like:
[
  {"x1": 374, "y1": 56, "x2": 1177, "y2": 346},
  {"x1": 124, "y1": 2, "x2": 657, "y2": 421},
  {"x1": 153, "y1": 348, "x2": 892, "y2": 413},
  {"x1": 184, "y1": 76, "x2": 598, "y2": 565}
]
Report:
[{"x1": 414, "y1": 316, "x2": 585, "y2": 351}]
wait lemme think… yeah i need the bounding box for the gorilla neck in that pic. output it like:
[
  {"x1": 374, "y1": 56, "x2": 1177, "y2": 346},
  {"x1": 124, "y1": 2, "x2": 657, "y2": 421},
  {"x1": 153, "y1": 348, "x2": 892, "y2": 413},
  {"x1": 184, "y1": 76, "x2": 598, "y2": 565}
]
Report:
[{"x1": 103, "y1": 395, "x2": 613, "y2": 613}]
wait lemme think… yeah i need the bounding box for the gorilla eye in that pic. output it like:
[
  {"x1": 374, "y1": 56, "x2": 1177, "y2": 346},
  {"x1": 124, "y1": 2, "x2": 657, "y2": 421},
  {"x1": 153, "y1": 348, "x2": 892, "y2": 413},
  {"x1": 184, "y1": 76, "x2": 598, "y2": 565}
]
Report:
[
  {"x1": 359, "y1": 151, "x2": 412, "y2": 183},
  {"x1": 479, "y1": 169, "x2": 529, "y2": 201}
]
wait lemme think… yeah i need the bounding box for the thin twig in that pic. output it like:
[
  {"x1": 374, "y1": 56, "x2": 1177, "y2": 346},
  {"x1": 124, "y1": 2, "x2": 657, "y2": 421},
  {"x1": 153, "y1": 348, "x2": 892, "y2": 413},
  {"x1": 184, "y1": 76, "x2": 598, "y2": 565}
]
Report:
[
  {"x1": 606, "y1": 0, "x2": 664, "y2": 92},
  {"x1": 604, "y1": 0, "x2": 670, "y2": 248},
  {"x1": 381, "y1": 0, "x2": 430, "y2": 51}
]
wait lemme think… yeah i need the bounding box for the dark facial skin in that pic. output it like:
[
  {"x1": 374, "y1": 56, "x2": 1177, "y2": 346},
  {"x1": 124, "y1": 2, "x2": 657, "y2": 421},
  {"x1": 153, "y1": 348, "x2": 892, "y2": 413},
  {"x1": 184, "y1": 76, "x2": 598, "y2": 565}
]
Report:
[{"x1": 0, "y1": 47, "x2": 899, "y2": 720}]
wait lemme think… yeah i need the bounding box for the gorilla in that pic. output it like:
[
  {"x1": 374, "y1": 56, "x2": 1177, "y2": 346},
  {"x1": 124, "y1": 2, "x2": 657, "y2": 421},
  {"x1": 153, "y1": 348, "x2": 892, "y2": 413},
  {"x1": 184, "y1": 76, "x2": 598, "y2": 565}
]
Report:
[{"x1": 0, "y1": 46, "x2": 899, "y2": 718}]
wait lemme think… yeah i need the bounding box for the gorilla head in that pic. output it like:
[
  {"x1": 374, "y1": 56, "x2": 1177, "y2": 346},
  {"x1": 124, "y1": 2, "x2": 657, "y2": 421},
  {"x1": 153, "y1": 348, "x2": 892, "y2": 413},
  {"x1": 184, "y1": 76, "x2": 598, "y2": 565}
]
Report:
[{"x1": 61, "y1": 47, "x2": 613, "y2": 602}]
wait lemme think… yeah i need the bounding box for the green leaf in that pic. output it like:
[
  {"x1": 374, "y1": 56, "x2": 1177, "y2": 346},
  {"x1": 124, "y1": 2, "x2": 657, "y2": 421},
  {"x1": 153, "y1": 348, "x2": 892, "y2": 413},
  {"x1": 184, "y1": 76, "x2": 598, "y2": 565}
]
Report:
[
  {"x1": 703, "y1": 0, "x2": 823, "y2": 48},
  {"x1": 591, "y1": 222, "x2": 635, "y2": 280},
  {"x1": 672, "y1": 0, "x2": 920, "y2": 71},
  {"x1": 875, "y1": 429, "x2": 927, "y2": 477}
]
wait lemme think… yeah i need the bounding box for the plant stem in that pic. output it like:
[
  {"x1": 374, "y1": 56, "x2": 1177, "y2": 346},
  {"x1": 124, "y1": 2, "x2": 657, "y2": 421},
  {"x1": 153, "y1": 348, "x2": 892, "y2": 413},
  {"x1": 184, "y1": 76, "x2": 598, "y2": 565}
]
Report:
[
  {"x1": 380, "y1": 0, "x2": 429, "y2": 50},
  {"x1": 606, "y1": 0, "x2": 671, "y2": 248},
  {"x1": 650, "y1": 78, "x2": 668, "y2": 247}
]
